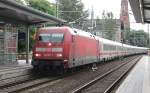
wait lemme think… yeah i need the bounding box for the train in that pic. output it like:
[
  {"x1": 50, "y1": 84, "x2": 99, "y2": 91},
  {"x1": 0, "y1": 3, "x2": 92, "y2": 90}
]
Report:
[{"x1": 31, "y1": 26, "x2": 147, "y2": 70}]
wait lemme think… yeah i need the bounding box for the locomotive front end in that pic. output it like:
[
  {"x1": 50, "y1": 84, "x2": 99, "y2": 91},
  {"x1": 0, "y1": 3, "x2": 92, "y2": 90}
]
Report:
[{"x1": 32, "y1": 28, "x2": 69, "y2": 70}]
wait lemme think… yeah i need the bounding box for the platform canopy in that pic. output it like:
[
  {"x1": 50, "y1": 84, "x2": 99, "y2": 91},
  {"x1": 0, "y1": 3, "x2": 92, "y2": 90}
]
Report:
[
  {"x1": 0, "y1": 0, "x2": 66, "y2": 25},
  {"x1": 129, "y1": 0, "x2": 150, "y2": 23},
  {"x1": 0, "y1": 0, "x2": 67, "y2": 64}
]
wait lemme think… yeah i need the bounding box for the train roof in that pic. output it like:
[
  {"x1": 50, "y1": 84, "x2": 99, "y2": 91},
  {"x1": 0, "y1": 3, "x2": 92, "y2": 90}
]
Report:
[
  {"x1": 39, "y1": 26, "x2": 69, "y2": 31},
  {"x1": 39, "y1": 26, "x2": 148, "y2": 50},
  {"x1": 39, "y1": 26, "x2": 96, "y2": 39}
]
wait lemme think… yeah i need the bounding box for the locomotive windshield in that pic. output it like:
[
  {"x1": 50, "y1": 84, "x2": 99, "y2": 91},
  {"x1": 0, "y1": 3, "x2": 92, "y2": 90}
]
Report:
[{"x1": 39, "y1": 33, "x2": 64, "y2": 42}]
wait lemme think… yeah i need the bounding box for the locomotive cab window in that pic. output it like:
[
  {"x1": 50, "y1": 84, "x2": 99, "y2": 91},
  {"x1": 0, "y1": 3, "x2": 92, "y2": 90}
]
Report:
[
  {"x1": 39, "y1": 33, "x2": 64, "y2": 42},
  {"x1": 39, "y1": 34, "x2": 50, "y2": 42}
]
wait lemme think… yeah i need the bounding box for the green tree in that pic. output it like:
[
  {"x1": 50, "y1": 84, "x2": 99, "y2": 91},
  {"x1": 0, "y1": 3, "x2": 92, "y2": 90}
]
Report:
[
  {"x1": 15, "y1": 0, "x2": 24, "y2": 4},
  {"x1": 123, "y1": 28, "x2": 131, "y2": 43},
  {"x1": 124, "y1": 29, "x2": 149, "y2": 47},
  {"x1": 96, "y1": 16, "x2": 101, "y2": 25},
  {"x1": 102, "y1": 11, "x2": 118, "y2": 40},
  {"x1": 25, "y1": 0, "x2": 56, "y2": 15},
  {"x1": 58, "y1": 0, "x2": 88, "y2": 22}
]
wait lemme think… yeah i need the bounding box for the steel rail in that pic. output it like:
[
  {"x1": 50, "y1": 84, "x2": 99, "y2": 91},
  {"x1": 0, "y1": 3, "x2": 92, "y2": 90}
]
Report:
[
  {"x1": 104, "y1": 56, "x2": 142, "y2": 93},
  {"x1": 71, "y1": 56, "x2": 141, "y2": 93},
  {"x1": 0, "y1": 76, "x2": 61, "y2": 93},
  {"x1": 0, "y1": 67, "x2": 32, "y2": 87}
]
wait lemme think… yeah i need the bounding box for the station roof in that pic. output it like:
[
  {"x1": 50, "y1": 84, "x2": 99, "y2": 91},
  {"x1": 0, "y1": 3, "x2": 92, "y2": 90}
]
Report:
[
  {"x1": 0, "y1": 0, "x2": 66, "y2": 25},
  {"x1": 129, "y1": 0, "x2": 150, "y2": 23}
]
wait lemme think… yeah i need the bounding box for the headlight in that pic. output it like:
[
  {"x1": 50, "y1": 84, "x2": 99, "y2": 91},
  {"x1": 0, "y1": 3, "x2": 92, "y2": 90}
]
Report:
[
  {"x1": 56, "y1": 53, "x2": 62, "y2": 57},
  {"x1": 52, "y1": 48, "x2": 63, "y2": 52},
  {"x1": 35, "y1": 53, "x2": 41, "y2": 57}
]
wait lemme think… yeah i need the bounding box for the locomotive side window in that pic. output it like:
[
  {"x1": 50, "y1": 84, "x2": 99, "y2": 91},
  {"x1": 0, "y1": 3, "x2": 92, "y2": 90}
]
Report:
[{"x1": 39, "y1": 33, "x2": 64, "y2": 42}]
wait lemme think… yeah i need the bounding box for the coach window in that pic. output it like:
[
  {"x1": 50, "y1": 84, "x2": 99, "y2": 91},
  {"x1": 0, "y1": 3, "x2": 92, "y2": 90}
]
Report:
[
  {"x1": 118, "y1": 46, "x2": 121, "y2": 51},
  {"x1": 112, "y1": 45, "x2": 116, "y2": 50},
  {"x1": 103, "y1": 44, "x2": 107, "y2": 51},
  {"x1": 103, "y1": 44, "x2": 106, "y2": 50},
  {"x1": 103, "y1": 44, "x2": 111, "y2": 51},
  {"x1": 109, "y1": 44, "x2": 112, "y2": 50}
]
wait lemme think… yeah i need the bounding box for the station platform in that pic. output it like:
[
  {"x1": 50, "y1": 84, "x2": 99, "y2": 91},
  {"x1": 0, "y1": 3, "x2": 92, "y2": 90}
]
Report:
[
  {"x1": 116, "y1": 55, "x2": 150, "y2": 93},
  {"x1": 0, "y1": 60, "x2": 32, "y2": 87},
  {"x1": 0, "y1": 60, "x2": 31, "y2": 72}
]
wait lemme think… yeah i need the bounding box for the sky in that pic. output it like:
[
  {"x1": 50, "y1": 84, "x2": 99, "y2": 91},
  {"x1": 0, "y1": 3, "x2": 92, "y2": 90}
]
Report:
[
  {"x1": 82, "y1": 0, "x2": 148, "y2": 32},
  {"x1": 82, "y1": 0, "x2": 121, "y2": 18},
  {"x1": 48, "y1": 0, "x2": 148, "y2": 32}
]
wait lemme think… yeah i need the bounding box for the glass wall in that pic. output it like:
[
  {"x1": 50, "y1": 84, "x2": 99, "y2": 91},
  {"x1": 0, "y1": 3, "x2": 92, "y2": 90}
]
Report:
[
  {"x1": 0, "y1": 26, "x2": 4, "y2": 64},
  {"x1": 0, "y1": 24, "x2": 18, "y2": 65}
]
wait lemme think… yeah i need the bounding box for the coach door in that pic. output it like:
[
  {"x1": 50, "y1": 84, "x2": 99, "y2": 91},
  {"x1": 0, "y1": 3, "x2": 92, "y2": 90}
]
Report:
[
  {"x1": 97, "y1": 40, "x2": 100, "y2": 62},
  {"x1": 69, "y1": 35, "x2": 78, "y2": 67}
]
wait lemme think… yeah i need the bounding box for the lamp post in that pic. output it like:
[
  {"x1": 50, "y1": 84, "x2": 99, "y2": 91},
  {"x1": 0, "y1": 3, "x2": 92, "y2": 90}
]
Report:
[{"x1": 56, "y1": 0, "x2": 59, "y2": 18}]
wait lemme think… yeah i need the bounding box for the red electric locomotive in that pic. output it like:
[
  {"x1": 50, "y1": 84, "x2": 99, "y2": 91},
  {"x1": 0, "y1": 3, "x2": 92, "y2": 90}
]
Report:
[{"x1": 32, "y1": 26, "x2": 99, "y2": 70}]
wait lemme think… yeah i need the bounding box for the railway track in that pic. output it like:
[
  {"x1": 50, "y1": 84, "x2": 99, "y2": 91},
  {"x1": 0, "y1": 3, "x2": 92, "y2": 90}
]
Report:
[
  {"x1": 0, "y1": 68, "x2": 90, "y2": 93},
  {"x1": 71, "y1": 55, "x2": 142, "y2": 93},
  {"x1": 17, "y1": 55, "x2": 141, "y2": 93},
  {"x1": 0, "y1": 55, "x2": 142, "y2": 93},
  {"x1": 0, "y1": 66, "x2": 84, "y2": 93},
  {"x1": 0, "y1": 66, "x2": 33, "y2": 87},
  {"x1": 0, "y1": 65, "x2": 67, "y2": 93},
  {"x1": 0, "y1": 76, "x2": 61, "y2": 93}
]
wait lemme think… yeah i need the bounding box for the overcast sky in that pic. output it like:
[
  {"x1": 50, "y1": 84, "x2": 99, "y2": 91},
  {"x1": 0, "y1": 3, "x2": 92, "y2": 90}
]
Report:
[
  {"x1": 48, "y1": 0, "x2": 148, "y2": 32},
  {"x1": 82, "y1": 0, "x2": 121, "y2": 18},
  {"x1": 82, "y1": 0, "x2": 148, "y2": 32}
]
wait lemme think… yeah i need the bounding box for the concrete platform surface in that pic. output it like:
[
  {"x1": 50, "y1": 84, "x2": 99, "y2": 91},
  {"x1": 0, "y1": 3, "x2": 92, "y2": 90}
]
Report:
[
  {"x1": 0, "y1": 60, "x2": 31, "y2": 71},
  {"x1": 116, "y1": 55, "x2": 150, "y2": 93}
]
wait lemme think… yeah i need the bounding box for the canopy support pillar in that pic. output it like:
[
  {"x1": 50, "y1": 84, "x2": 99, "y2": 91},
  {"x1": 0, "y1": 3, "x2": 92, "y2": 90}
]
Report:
[{"x1": 26, "y1": 25, "x2": 30, "y2": 64}]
